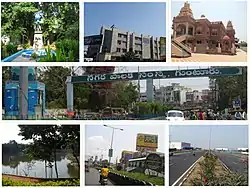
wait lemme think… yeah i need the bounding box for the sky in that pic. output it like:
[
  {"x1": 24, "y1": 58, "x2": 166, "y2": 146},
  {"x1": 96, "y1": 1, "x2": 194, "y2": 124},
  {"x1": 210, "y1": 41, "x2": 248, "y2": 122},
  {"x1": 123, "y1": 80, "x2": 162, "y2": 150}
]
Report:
[
  {"x1": 84, "y1": 2, "x2": 166, "y2": 37},
  {"x1": 115, "y1": 66, "x2": 210, "y2": 92},
  {"x1": 169, "y1": 124, "x2": 248, "y2": 149},
  {"x1": 1, "y1": 124, "x2": 31, "y2": 144},
  {"x1": 85, "y1": 124, "x2": 165, "y2": 163},
  {"x1": 171, "y1": 0, "x2": 247, "y2": 42}
]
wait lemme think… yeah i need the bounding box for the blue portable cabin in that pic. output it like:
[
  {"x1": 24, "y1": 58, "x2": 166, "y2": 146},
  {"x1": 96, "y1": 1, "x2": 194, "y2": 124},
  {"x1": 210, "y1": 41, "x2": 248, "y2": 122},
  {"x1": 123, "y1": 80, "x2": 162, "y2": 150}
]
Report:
[{"x1": 4, "y1": 67, "x2": 46, "y2": 117}]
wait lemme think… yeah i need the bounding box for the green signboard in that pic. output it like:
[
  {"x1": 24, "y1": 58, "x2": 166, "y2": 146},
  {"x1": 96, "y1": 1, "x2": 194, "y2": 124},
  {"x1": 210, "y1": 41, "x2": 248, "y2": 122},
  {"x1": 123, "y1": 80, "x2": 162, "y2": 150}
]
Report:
[{"x1": 70, "y1": 67, "x2": 242, "y2": 83}]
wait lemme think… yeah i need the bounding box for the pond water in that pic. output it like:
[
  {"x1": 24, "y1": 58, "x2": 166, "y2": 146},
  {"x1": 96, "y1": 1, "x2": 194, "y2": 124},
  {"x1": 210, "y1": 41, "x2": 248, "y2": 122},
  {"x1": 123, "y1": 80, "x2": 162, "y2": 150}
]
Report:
[{"x1": 2, "y1": 154, "x2": 79, "y2": 178}]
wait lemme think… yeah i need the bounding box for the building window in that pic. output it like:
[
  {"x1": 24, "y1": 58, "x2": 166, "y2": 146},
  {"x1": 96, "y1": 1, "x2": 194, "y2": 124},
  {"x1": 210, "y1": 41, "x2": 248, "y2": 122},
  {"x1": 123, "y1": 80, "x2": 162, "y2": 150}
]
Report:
[
  {"x1": 117, "y1": 40, "x2": 121, "y2": 45},
  {"x1": 118, "y1": 34, "x2": 122, "y2": 38},
  {"x1": 135, "y1": 37, "x2": 142, "y2": 41},
  {"x1": 122, "y1": 41, "x2": 127, "y2": 44},
  {"x1": 122, "y1": 49, "x2": 127, "y2": 53},
  {"x1": 211, "y1": 29, "x2": 218, "y2": 36},
  {"x1": 197, "y1": 40, "x2": 202, "y2": 44},
  {"x1": 116, "y1": 48, "x2": 121, "y2": 52}
]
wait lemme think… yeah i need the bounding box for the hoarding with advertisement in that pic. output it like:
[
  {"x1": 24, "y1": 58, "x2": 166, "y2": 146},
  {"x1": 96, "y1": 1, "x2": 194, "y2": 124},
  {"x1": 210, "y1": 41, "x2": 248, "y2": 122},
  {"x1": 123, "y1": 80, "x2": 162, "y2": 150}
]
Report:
[
  {"x1": 136, "y1": 146, "x2": 157, "y2": 152},
  {"x1": 121, "y1": 150, "x2": 134, "y2": 162},
  {"x1": 136, "y1": 133, "x2": 158, "y2": 149}
]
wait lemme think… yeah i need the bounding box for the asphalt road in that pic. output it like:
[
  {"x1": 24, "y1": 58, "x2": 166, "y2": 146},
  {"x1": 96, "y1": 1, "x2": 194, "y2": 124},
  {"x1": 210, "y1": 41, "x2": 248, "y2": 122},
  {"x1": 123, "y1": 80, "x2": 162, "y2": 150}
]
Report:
[
  {"x1": 169, "y1": 151, "x2": 206, "y2": 186},
  {"x1": 213, "y1": 152, "x2": 248, "y2": 175},
  {"x1": 85, "y1": 168, "x2": 113, "y2": 186}
]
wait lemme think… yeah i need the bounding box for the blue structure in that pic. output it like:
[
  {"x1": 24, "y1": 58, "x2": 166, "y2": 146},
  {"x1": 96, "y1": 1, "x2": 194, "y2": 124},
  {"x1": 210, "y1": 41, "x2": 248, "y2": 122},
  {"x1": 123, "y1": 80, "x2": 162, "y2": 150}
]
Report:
[{"x1": 4, "y1": 67, "x2": 45, "y2": 117}]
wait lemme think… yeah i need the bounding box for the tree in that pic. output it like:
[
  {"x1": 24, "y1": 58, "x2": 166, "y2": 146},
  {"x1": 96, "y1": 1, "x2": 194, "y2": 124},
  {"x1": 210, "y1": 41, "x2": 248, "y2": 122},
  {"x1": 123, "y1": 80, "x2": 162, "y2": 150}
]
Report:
[
  {"x1": 18, "y1": 125, "x2": 63, "y2": 178},
  {"x1": 60, "y1": 125, "x2": 80, "y2": 177},
  {"x1": 210, "y1": 67, "x2": 247, "y2": 110},
  {"x1": 121, "y1": 49, "x2": 141, "y2": 62}
]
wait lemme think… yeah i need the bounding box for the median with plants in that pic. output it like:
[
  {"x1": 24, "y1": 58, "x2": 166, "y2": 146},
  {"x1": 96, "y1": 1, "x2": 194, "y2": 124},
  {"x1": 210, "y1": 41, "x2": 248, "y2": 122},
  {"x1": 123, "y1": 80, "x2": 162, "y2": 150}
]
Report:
[{"x1": 182, "y1": 153, "x2": 248, "y2": 186}]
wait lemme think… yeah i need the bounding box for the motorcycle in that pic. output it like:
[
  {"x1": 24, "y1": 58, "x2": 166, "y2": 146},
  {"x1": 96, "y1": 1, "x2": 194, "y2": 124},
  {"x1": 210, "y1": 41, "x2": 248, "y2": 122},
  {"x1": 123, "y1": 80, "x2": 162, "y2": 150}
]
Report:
[
  {"x1": 100, "y1": 177, "x2": 108, "y2": 185},
  {"x1": 99, "y1": 170, "x2": 108, "y2": 185}
]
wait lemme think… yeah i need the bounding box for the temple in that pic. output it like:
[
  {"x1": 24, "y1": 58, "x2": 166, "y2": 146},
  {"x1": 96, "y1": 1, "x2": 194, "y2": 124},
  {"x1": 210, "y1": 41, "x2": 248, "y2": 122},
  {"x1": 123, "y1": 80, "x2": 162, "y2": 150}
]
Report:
[{"x1": 172, "y1": 2, "x2": 237, "y2": 57}]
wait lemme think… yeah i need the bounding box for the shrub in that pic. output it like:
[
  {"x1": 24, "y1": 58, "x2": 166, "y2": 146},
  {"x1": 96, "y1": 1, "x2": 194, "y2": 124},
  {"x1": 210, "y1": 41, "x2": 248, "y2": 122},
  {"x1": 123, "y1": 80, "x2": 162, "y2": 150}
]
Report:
[{"x1": 2, "y1": 178, "x2": 80, "y2": 186}]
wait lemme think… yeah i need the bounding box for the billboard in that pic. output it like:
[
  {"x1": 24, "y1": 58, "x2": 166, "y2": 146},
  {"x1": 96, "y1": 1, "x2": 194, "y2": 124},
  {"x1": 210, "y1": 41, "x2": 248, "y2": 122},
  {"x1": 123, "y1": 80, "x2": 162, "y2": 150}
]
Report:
[
  {"x1": 136, "y1": 146, "x2": 156, "y2": 152},
  {"x1": 84, "y1": 35, "x2": 103, "y2": 45},
  {"x1": 136, "y1": 133, "x2": 158, "y2": 149},
  {"x1": 121, "y1": 151, "x2": 134, "y2": 162}
]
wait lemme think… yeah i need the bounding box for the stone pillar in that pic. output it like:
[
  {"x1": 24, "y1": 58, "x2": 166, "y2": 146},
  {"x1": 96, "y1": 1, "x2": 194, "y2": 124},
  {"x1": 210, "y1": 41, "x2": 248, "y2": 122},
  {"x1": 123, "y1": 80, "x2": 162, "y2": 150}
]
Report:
[
  {"x1": 19, "y1": 67, "x2": 28, "y2": 119},
  {"x1": 173, "y1": 24, "x2": 177, "y2": 38},
  {"x1": 146, "y1": 79, "x2": 154, "y2": 102},
  {"x1": 66, "y1": 76, "x2": 74, "y2": 113},
  {"x1": 194, "y1": 46, "x2": 196, "y2": 53},
  {"x1": 192, "y1": 26, "x2": 195, "y2": 36},
  {"x1": 185, "y1": 23, "x2": 189, "y2": 35},
  {"x1": 218, "y1": 43, "x2": 222, "y2": 53},
  {"x1": 231, "y1": 43, "x2": 236, "y2": 54}
]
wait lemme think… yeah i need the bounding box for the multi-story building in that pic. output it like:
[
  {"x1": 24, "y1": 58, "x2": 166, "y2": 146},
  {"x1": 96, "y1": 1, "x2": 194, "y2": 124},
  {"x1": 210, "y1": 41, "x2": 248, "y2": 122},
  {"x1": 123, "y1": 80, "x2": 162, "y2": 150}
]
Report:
[
  {"x1": 172, "y1": 2, "x2": 237, "y2": 55},
  {"x1": 85, "y1": 26, "x2": 166, "y2": 61},
  {"x1": 154, "y1": 83, "x2": 192, "y2": 106}
]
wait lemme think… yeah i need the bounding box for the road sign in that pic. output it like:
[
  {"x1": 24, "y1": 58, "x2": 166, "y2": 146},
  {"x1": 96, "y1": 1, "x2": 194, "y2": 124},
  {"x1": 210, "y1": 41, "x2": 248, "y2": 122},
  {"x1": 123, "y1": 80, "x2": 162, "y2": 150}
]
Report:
[
  {"x1": 70, "y1": 67, "x2": 243, "y2": 83},
  {"x1": 145, "y1": 153, "x2": 162, "y2": 172},
  {"x1": 108, "y1": 149, "x2": 113, "y2": 158}
]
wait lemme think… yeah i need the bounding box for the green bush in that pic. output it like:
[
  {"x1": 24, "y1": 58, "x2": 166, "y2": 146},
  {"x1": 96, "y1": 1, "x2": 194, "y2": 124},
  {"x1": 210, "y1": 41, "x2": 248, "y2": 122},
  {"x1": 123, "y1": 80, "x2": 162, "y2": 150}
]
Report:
[
  {"x1": 2, "y1": 178, "x2": 80, "y2": 186},
  {"x1": 191, "y1": 153, "x2": 248, "y2": 186},
  {"x1": 55, "y1": 39, "x2": 79, "y2": 61},
  {"x1": 38, "y1": 40, "x2": 79, "y2": 62},
  {"x1": 110, "y1": 170, "x2": 164, "y2": 185},
  {"x1": 1, "y1": 43, "x2": 19, "y2": 59},
  {"x1": 133, "y1": 102, "x2": 172, "y2": 115}
]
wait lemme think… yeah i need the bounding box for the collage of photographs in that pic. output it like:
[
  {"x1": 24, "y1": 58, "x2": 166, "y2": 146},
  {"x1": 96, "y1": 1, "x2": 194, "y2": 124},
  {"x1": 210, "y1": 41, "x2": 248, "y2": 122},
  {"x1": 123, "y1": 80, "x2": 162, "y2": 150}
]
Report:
[{"x1": 0, "y1": 0, "x2": 249, "y2": 187}]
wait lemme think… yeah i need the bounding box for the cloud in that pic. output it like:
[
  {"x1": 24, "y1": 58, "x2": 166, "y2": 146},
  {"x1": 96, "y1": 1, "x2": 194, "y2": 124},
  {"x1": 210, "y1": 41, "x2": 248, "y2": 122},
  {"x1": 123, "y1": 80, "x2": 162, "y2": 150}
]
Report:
[{"x1": 85, "y1": 136, "x2": 110, "y2": 157}]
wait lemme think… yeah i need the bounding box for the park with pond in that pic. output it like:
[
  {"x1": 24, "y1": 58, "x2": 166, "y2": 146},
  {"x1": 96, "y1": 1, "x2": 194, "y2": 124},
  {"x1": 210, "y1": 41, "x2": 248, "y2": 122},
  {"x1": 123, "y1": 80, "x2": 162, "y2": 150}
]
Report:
[
  {"x1": 1, "y1": 2, "x2": 79, "y2": 62},
  {"x1": 2, "y1": 124, "x2": 80, "y2": 186}
]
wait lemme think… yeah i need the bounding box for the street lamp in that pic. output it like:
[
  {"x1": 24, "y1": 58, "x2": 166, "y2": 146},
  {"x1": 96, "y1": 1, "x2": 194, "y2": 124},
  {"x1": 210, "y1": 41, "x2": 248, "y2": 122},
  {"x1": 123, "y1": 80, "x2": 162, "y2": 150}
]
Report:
[
  {"x1": 209, "y1": 126, "x2": 212, "y2": 154},
  {"x1": 103, "y1": 125, "x2": 123, "y2": 165}
]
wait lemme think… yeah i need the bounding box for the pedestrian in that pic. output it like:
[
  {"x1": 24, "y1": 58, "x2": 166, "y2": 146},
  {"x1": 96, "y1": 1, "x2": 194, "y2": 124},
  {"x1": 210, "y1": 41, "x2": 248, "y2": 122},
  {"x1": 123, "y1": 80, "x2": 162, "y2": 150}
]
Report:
[
  {"x1": 235, "y1": 111, "x2": 242, "y2": 120},
  {"x1": 242, "y1": 109, "x2": 247, "y2": 120}
]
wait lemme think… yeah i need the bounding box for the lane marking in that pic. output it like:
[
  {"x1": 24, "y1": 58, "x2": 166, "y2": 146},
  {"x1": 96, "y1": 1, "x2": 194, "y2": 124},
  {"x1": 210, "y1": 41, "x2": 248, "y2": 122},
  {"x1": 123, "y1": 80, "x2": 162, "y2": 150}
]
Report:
[{"x1": 171, "y1": 156, "x2": 202, "y2": 186}]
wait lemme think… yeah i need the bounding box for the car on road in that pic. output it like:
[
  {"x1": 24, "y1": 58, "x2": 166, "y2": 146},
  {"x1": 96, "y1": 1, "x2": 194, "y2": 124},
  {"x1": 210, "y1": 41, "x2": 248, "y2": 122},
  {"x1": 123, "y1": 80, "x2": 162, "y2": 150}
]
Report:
[{"x1": 166, "y1": 110, "x2": 185, "y2": 121}]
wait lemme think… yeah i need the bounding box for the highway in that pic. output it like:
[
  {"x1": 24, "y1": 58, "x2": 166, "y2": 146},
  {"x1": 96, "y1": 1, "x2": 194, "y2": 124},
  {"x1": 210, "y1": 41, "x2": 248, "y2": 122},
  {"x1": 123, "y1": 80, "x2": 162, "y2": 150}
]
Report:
[
  {"x1": 213, "y1": 152, "x2": 248, "y2": 175},
  {"x1": 169, "y1": 150, "x2": 206, "y2": 186},
  {"x1": 85, "y1": 168, "x2": 113, "y2": 186}
]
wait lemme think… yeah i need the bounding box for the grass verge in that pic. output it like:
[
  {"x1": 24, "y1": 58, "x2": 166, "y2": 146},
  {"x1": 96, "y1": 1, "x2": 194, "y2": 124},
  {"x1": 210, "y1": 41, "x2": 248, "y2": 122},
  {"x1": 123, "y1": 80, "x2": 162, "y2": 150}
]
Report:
[{"x1": 110, "y1": 169, "x2": 164, "y2": 185}]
